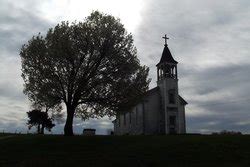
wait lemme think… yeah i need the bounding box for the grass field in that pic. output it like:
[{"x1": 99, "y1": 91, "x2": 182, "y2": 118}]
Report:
[{"x1": 0, "y1": 134, "x2": 250, "y2": 167}]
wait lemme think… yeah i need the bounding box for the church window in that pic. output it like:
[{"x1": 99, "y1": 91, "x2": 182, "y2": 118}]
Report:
[
  {"x1": 135, "y1": 107, "x2": 138, "y2": 125},
  {"x1": 129, "y1": 112, "x2": 132, "y2": 124},
  {"x1": 123, "y1": 113, "x2": 126, "y2": 126},
  {"x1": 118, "y1": 114, "x2": 121, "y2": 127},
  {"x1": 169, "y1": 116, "x2": 176, "y2": 126},
  {"x1": 169, "y1": 116, "x2": 177, "y2": 134},
  {"x1": 169, "y1": 89, "x2": 175, "y2": 104}
]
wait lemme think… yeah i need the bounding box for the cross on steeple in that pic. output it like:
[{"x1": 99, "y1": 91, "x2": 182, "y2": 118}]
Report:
[{"x1": 162, "y1": 34, "x2": 169, "y2": 46}]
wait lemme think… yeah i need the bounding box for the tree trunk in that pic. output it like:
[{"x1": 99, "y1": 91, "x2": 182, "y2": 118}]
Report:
[
  {"x1": 41, "y1": 124, "x2": 45, "y2": 134},
  {"x1": 37, "y1": 124, "x2": 41, "y2": 134},
  {"x1": 41, "y1": 108, "x2": 48, "y2": 135},
  {"x1": 64, "y1": 105, "x2": 75, "y2": 136}
]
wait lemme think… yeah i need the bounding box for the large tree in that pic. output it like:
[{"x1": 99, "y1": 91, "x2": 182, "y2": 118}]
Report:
[{"x1": 20, "y1": 11, "x2": 150, "y2": 136}]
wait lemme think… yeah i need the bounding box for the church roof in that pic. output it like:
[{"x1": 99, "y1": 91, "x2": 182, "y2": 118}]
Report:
[
  {"x1": 157, "y1": 45, "x2": 178, "y2": 66},
  {"x1": 179, "y1": 95, "x2": 188, "y2": 105},
  {"x1": 144, "y1": 87, "x2": 159, "y2": 96},
  {"x1": 145, "y1": 87, "x2": 187, "y2": 105}
]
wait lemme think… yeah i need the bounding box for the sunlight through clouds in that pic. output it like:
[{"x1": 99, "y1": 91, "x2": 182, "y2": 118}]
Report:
[{"x1": 39, "y1": 0, "x2": 144, "y2": 32}]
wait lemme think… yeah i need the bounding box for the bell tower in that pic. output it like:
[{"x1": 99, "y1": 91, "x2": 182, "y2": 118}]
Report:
[
  {"x1": 157, "y1": 34, "x2": 183, "y2": 134},
  {"x1": 157, "y1": 34, "x2": 178, "y2": 81}
]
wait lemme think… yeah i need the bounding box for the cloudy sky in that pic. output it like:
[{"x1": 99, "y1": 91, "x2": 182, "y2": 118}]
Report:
[{"x1": 1, "y1": 0, "x2": 250, "y2": 134}]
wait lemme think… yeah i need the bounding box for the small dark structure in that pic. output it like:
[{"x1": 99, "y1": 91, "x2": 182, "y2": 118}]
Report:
[{"x1": 83, "y1": 129, "x2": 96, "y2": 136}]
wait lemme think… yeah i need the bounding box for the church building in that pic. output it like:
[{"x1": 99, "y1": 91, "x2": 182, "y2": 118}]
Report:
[{"x1": 113, "y1": 35, "x2": 187, "y2": 135}]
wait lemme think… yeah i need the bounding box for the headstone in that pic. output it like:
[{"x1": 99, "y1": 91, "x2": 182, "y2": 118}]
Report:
[{"x1": 83, "y1": 128, "x2": 96, "y2": 136}]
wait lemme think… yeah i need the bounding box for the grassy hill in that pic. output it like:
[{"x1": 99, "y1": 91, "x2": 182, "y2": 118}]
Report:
[{"x1": 1, "y1": 134, "x2": 250, "y2": 167}]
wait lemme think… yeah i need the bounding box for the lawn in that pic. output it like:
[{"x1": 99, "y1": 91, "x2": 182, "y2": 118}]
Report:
[{"x1": 0, "y1": 134, "x2": 250, "y2": 167}]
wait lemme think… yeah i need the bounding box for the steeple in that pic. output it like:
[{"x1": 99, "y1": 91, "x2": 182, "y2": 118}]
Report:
[
  {"x1": 157, "y1": 35, "x2": 178, "y2": 81},
  {"x1": 157, "y1": 45, "x2": 178, "y2": 66}
]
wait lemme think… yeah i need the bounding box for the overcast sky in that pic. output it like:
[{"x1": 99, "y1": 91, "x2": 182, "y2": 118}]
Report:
[{"x1": 1, "y1": 0, "x2": 250, "y2": 134}]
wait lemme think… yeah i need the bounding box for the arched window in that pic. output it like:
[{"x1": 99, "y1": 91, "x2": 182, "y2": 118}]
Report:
[
  {"x1": 135, "y1": 107, "x2": 138, "y2": 125},
  {"x1": 168, "y1": 89, "x2": 175, "y2": 104},
  {"x1": 118, "y1": 114, "x2": 121, "y2": 127},
  {"x1": 129, "y1": 112, "x2": 132, "y2": 124},
  {"x1": 123, "y1": 113, "x2": 126, "y2": 126}
]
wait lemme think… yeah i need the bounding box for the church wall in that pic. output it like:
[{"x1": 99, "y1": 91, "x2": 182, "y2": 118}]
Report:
[
  {"x1": 113, "y1": 114, "x2": 123, "y2": 135},
  {"x1": 143, "y1": 91, "x2": 161, "y2": 135},
  {"x1": 178, "y1": 104, "x2": 186, "y2": 133},
  {"x1": 113, "y1": 119, "x2": 118, "y2": 134},
  {"x1": 113, "y1": 103, "x2": 144, "y2": 135},
  {"x1": 116, "y1": 112, "x2": 128, "y2": 135},
  {"x1": 130, "y1": 104, "x2": 144, "y2": 135},
  {"x1": 158, "y1": 78, "x2": 180, "y2": 134},
  {"x1": 167, "y1": 108, "x2": 179, "y2": 134}
]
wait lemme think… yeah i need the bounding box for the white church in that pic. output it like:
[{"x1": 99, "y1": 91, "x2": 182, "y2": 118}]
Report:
[{"x1": 113, "y1": 36, "x2": 187, "y2": 135}]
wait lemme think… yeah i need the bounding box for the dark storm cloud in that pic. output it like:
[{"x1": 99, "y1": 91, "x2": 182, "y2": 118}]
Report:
[
  {"x1": 135, "y1": 0, "x2": 250, "y2": 133},
  {"x1": 182, "y1": 64, "x2": 250, "y2": 96},
  {"x1": 0, "y1": 0, "x2": 54, "y2": 55}
]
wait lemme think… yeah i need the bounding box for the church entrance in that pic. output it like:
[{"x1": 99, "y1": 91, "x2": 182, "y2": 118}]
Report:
[{"x1": 169, "y1": 116, "x2": 176, "y2": 134}]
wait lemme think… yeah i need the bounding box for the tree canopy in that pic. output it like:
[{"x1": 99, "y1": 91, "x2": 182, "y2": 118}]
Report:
[
  {"x1": 27, "y1": 109, "x2": 55, "y2": 134},
  {"x1": 20, "y1": 11, "x2": 150, "y2": 136}
]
